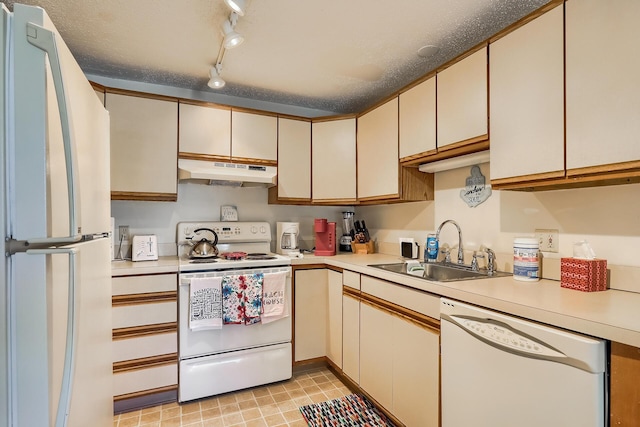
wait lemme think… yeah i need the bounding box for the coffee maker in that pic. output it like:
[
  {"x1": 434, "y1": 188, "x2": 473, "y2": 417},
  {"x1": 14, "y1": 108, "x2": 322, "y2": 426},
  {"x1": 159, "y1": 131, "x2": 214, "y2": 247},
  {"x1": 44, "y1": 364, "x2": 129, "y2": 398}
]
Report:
[
  {"x1": 314, "y1": 218, "x2": 336, "y2": 256},
  {"x1": 276, "y1": 222, "x2": 300, "y2": 256},
  {"x1": 339, "y1": 211, "x2": 355, "y2": 252}
]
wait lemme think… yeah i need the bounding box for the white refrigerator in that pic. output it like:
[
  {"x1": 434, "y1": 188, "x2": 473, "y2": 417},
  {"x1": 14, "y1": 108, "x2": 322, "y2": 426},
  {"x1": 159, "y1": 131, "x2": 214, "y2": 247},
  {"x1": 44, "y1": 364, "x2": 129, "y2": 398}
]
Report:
[{"x1": 2, "y1": 3, "x2": 112, "y2": 427}]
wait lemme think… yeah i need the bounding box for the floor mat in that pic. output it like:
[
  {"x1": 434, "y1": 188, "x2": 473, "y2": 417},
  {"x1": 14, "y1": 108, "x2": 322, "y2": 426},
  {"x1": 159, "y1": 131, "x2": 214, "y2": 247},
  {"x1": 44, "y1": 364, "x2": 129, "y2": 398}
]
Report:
[{"x1": 299, "y1": 393, "x2": 395, "y2": 426}]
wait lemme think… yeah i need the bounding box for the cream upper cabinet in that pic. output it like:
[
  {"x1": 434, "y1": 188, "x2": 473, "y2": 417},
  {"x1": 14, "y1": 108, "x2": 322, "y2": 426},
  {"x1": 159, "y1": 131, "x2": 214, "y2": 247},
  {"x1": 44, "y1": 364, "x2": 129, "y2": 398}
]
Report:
[
  {"x1": 437, "y1": 47, "x2": 488, "y2": 148},
  {"x1": 178, "y1": 102, "x2": 231, "y2": 159},
  {"x1": 566, "y1": 0, "x2": 640, "y2": 172},
  {"x1": 357, "y1": 98, "x2": 399, "y2": 200},
  {"x1": 231, "y1": 111, "x2": 277, "y2": 162},
  {"x1": 490, "y1": 5, "x2": 564, "y2": 181},
  {"x1": 106, "y1": 92, "x2": 178, "y2": 200},
  {"x1": 312, "y1": 119, "x2": 357, "y2": 203},
  {"x1": 94, "y1": 89, "x2": 104, "y2": 106},
  {"x1": 277, "y1": 118, "x2": 311, "y2": 200},
  {"x1": 399, "y1": 77, "x2": 436, "y2": 160},
  {"x1": 326, "y1": 270, "x2": 343, "y2": 369}
]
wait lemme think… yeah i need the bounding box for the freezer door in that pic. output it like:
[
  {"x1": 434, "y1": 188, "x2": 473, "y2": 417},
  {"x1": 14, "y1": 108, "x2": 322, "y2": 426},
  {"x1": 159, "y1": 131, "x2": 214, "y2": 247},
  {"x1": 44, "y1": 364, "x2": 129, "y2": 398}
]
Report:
[
  {"x1": 11, "y1": 238, "x2": 112, "y2": 427},
  {"x1": 11, "y1": 4, "x2": 110, "y2": 243}
]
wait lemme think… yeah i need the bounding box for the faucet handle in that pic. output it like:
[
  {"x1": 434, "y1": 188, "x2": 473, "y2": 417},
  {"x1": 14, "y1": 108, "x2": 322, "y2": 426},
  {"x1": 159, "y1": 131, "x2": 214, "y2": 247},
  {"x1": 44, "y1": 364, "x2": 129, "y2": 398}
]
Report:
[
  {"x1": 479, "y1": 245, "x2": 496, "y2": 275},
  {"x1": 440, "y1": 244, "x2": 451, "y2": 263},
  {"x1": 471, "y1": 251, "x2": 484, "y2": 271}
]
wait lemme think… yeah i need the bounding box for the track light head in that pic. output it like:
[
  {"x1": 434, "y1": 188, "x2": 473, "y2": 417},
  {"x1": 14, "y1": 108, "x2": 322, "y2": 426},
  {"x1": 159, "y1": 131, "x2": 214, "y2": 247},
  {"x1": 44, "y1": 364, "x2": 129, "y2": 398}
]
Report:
[
  {"x1": 208, "y1": 64, "x2": 226, "y2": 89},
  {"x1": 222, "y1": 16, "x2": 244, "y2": 49},
  {"x1": 224, "y1": 0, "x2": 247, "y2": 16}
]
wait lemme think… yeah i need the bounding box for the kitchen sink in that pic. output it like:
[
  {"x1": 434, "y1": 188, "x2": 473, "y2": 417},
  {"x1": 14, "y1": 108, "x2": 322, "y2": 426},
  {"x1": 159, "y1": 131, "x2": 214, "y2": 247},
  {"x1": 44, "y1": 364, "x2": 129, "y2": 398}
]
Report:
[{"x1": 368, "y1": 262, "x2": 511, "y2": 282}]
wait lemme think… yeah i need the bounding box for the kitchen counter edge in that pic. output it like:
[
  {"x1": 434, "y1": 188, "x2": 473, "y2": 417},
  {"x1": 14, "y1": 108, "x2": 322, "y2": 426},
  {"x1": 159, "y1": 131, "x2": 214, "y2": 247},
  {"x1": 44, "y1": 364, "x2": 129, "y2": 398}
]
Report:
[{"x1": 111, "y1": 256, "x2": 179, "y2": 276}]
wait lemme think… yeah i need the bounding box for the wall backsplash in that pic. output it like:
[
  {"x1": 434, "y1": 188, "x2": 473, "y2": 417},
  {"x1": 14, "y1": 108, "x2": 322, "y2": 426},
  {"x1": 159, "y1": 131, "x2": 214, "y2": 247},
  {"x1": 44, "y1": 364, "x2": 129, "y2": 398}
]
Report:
[
  {"x1": 112, "y1": 164, "x2": 640, "y2": 293},
  {"x1": 356, "y1": 162, "x2": 640, "y2": 293}
]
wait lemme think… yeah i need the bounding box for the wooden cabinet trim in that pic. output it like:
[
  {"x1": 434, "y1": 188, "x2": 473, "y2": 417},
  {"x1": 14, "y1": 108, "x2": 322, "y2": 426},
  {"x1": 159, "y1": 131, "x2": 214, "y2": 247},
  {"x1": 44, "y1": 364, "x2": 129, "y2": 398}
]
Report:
[
  {"x1": 178, "y1": 152, "x2": 231, "y2": 163},
  {"x1": 226, "y1": 156, "x2": 277, "y2": 167},
  {"x1": 113, "y1": 384, "x2": 178, "y2": 403},
  {"x1": 342, "y1": 286, "x2": 361, "y2": 299},
  {"x1": 567, "y1": 160, "x2": 640, "y2": 178},
  {"x1": 111, "y1": 272, "x2": 177, "y2": 279},
  {"x1": 610, "y1": 341, "x2": 640, "y2": 425},
  {"x1": 360, "y1": 293, "x2": 440, "y2": 333},
  {"x1": 492, "y1": 168, "x2": 640, "y2": 192},
  {"x1": 178, "y1": 99, "x2": 231, "y2": 111},
  {"x1": 311, "y1": 198, "x2": 359, "y2": 205},
  {"x1": 113, "y1": 353, "x2": 178, "y2": 374},
  {"x1": 112, "y1": 291, "x2": 177, "y2": 307},
  {"x1": 113, "y1": 322, "x2": 178, "y2": 340},
  {"x1": 111, "y1": 191, "x2": 177, "y2": 202},
  {"x1": 104, "y1": 87, "x2": 179, "y2": 103},
  {"x1": 401, "y1": 140, "x2": 489, "y2": 167}
]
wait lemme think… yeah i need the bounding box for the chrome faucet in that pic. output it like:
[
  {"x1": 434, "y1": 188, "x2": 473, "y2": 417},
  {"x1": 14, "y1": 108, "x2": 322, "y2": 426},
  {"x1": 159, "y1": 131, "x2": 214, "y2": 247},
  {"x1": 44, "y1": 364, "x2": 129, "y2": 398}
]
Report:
[
  {"x1": 435, "y1": 219, "x2": 464, "y2": 264},
  {"x1": 473, "y1": 245, "x2": 497, "y2": 275}
]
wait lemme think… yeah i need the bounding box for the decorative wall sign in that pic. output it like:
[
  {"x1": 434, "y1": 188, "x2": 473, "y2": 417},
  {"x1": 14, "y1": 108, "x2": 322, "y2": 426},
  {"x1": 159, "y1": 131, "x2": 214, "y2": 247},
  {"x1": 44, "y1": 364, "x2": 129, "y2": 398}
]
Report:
[{"x1": 460, "y1": 165, "x2": 492, "y2": 207}]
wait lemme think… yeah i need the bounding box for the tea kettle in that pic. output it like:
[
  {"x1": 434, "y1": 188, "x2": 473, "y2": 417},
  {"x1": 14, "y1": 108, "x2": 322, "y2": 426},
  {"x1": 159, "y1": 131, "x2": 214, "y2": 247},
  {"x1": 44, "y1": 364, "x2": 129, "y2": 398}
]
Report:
[{"x1": 188, "y1": 228, "x2": 219, "y2": 258}]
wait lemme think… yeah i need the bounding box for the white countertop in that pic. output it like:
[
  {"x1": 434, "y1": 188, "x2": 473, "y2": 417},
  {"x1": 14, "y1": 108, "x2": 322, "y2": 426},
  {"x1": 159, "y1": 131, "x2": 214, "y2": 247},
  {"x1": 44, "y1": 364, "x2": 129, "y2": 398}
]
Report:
[{"x1": 111, "y1": 252, "x2": 640, "y2": 347}]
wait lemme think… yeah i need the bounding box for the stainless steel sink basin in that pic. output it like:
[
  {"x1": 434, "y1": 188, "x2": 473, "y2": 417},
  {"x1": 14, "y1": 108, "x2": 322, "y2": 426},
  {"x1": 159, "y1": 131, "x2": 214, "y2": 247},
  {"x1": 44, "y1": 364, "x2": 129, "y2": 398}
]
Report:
[{"x1": 368, "y1": 262, "x2": 511, "y2": 282}]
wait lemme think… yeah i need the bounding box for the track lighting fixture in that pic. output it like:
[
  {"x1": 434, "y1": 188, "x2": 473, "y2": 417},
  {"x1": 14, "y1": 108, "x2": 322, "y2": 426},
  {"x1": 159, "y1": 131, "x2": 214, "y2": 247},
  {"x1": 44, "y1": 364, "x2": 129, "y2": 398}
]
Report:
[
  {"x1": 223, "y1": 12, "x2": 244, "y2": 49},
  {"x1": 208, "y1": 64, "x2": 226, "y2": 89},
  {"x1": 224, "y1": 0, "x2": 246, "y2": 16}
]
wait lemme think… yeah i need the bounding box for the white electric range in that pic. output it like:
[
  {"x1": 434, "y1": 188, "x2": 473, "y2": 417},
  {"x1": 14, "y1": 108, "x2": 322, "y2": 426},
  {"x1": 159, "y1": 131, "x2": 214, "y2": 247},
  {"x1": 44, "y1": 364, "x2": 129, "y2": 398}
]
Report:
[{"x1": 176, "y1": 222, "x2": 292, "y2": 402}]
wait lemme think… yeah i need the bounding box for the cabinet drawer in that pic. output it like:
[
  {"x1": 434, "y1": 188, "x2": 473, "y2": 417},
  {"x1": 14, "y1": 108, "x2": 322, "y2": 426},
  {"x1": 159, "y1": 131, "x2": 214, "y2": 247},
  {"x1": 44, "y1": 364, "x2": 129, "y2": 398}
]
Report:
[
  {"x1": 112, "y1": 302, "x2": 177, "y2": 329},
  {"x1": 112, "y1": 273, "x2": 177, "y2": 296},
  {"x1": 361, "y1": 275, "x2": 439, "y2": 319},
  {"x1": 113, "y1": 363, "x2": 177, "y2": 397},
  {"x1": 113, "y1": 332, "x2": 177, "y2": 363},
  {"x1": 343, "y1": 270, "x2": 361, "y2": 290}
]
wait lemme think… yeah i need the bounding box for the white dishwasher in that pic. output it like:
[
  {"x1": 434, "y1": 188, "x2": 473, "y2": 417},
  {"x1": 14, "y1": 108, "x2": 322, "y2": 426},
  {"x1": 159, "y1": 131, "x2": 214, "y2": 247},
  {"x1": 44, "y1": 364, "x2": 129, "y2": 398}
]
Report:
[{"x1": 441, "y1": 298, "x2": 607, "y2": 427}]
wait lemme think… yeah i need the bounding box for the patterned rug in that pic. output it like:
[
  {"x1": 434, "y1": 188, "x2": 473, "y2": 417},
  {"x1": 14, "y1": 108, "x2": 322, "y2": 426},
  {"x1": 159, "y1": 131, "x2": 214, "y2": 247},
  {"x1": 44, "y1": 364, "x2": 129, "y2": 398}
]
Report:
[{"x1": 299, "y1": 394, "x2": 395, "y2": 426}]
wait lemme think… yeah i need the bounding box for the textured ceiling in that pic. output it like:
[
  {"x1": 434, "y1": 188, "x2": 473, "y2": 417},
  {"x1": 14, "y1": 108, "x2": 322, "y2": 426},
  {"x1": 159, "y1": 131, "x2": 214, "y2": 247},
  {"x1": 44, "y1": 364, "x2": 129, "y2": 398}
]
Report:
[{"x1": 3, "y1": 0, "x2": 551, "y2": 115}]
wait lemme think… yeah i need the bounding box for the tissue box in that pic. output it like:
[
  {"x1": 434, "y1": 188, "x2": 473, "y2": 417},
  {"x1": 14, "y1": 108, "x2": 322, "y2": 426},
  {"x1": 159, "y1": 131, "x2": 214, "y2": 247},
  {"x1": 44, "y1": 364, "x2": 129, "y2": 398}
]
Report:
[{"x1": 560, "y1": 258, "x2": 607, "y2": 292}]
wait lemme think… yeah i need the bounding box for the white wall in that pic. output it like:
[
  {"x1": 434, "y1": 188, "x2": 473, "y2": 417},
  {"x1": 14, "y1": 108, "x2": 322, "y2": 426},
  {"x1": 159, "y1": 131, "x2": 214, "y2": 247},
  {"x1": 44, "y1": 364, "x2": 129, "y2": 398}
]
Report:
[{"x1": 111, "y1": 182, "x2": 349, "y2": 255}]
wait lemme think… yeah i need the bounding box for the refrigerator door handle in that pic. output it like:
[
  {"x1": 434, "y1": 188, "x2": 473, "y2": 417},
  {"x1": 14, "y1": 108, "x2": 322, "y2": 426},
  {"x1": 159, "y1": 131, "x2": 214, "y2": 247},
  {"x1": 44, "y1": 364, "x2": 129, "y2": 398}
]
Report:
[
  {"x1": 25, "y1": 22, "x2": 80, "y2": 244},
  {"x1": 27, "y1": 247, "x2": 78, "y2": 427}
]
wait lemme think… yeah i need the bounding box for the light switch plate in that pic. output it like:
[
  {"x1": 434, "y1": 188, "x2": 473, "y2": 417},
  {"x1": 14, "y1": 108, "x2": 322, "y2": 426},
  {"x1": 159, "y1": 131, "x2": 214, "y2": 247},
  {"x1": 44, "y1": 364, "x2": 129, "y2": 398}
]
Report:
[{"x1": 220, "y1": 205, "x2": 238, "y2": 221}]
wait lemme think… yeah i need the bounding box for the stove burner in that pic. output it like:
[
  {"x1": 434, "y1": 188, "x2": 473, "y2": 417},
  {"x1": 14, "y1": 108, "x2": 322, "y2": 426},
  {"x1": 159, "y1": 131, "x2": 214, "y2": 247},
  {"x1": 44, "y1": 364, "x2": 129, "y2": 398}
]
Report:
[
  {"x1": 189, "y1": 258, "x2": 218, "y2": 264},
  {"x1": 221, "y1": 251, "x2": 248, "y2": 261},
  {"x1": 246, "y1": 253, "x2": 277, "y2": 260}
]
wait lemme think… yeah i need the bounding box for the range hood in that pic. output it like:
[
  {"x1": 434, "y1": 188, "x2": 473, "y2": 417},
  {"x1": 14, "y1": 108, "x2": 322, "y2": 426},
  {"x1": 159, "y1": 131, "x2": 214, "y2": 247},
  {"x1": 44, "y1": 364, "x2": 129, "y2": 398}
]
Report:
[{"x1": 178, "y1": 159, "x2": 277, "y2": 187}]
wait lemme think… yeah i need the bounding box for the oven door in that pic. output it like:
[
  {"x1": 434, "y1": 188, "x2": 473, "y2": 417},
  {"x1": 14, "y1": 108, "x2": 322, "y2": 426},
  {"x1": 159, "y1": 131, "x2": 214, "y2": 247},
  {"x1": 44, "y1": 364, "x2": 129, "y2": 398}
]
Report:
[{"x1": 178, "y1": 266, "x2": 292, "y2": 360}]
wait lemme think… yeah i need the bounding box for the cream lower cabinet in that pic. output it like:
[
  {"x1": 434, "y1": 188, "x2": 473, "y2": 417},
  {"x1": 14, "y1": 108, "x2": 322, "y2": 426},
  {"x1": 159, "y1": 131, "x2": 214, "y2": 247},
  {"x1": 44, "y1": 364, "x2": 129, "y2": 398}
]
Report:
[
  {"x1": 359, "y1": 275, "x2": 440, "y2": 427},
  {"x1": 342, "y1": 293, "x2": 360, "y2": 383},
  {"x1": 106, "y1": 92, "x2": 178, "y2": 201},
  {"x1": 111, "y1": 272, "x2": 178, "y2": 412},
  {"x1": 294, "y1": 269, "x2": 328, "y2": 362},
  {"x1": 326, "y1": 270, "x2": 343, "y2": 368}
]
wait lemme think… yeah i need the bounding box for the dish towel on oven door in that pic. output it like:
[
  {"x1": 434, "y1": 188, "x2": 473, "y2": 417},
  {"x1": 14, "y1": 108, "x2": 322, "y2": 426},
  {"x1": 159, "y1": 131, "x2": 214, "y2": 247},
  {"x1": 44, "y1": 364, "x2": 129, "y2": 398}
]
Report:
[
  {"x1": 189, "y1": 277, "x2": 223, "y2": 331},
  {"x1": 261, "y1": 271, "x2": 288, "y2": 324},
  {"x1": 222, "y1": 274, "x2": 264, "y2": 325}
]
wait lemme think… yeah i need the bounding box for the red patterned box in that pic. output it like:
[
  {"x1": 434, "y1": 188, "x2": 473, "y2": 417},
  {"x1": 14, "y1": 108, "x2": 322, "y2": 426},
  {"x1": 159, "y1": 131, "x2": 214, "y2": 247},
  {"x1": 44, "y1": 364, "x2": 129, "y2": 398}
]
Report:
[{"x1": 560, "y1": 258, "x2": 608, "y2": 292}]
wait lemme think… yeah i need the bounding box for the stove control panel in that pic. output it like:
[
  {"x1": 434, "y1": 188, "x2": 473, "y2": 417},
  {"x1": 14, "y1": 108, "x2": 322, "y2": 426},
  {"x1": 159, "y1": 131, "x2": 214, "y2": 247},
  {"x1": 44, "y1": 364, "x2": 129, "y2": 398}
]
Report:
[{"x1": 177, "y1": 221, "x2": 272, "y2": 244}]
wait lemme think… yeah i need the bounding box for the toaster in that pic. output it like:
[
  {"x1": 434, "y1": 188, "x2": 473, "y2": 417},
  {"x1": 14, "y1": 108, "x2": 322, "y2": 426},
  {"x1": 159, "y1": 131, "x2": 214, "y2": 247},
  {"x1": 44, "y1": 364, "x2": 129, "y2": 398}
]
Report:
[{"x1": 132, "y1": 235, "x2": 159, "y2": 261}]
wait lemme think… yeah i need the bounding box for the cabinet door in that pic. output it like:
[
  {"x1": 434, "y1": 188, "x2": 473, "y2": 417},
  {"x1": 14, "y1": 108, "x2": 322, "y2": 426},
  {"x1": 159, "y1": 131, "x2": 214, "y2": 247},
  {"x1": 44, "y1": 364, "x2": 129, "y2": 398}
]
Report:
[
  {"x1": 231, "y1": 111, "x2": 277, "y2": 162},
  {"x1": 490, "y1": 5, "x2": 564, "y2": 181},
  {"x1": 326, "y1": 270, "x2": 343, "y2": 369},
  {"x1": 399, "y1": 77, "x2": 436, "y2": 160},
  {"x1": 277, "y1": 118, "x2": 311, "y2": 200},
  {"x1": 106, "y1": 93, "x2": 178, "y2": 198},
  {"x1": 294, "y1": 269, "x2": 328, "y2": 362},
  {"x1": 566, "y1": 0, "x2": 640, "y2": 172},
  {"x1": 437, "y1": 47, "x2": 488, "y2": 148},
  {"x1": 178, "y1": 102, "x2": 231, "y2": 159},
  {"x1": 392, "y1": 317, "x2": 439, "y2": 427},
  {"x1": 360, "y1": 302, "x2": 393, "y2": 411},
  {"x1": 312, "y1": 119, "x2": 357, "y2": 203},
  {"x1": 342, "y1": 294, "x2": 360, "y2": 383},
  {"x1": 357, "y1": 98, "x2": 399, "y2": 200}
]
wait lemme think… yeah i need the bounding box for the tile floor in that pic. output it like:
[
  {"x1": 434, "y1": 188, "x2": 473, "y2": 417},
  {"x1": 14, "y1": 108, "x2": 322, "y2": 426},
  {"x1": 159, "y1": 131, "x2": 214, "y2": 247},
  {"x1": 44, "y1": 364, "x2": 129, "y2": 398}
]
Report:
[{"x1": 113, "y1": 366, "x2": 351, "y2": 427}]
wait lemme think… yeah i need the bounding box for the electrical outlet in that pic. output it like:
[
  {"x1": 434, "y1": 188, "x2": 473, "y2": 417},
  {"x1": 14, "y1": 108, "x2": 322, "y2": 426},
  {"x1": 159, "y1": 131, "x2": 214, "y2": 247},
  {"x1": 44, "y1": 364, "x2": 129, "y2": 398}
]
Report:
[
  {"x1": 535, "y1": 228, "x2": 559, "y2": 252},
  {"x1": 118, "y1": 225, "x2": 130, "y2": 241}
]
